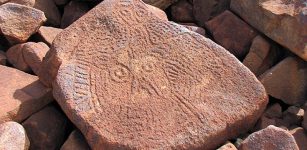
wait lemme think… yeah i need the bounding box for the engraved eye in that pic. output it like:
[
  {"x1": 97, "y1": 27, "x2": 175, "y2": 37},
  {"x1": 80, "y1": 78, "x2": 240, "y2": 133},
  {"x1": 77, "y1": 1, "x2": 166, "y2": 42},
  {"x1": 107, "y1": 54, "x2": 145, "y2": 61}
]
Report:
[
  {"x1": 142, "y1": 62, "x2": 155, "y2": 73},
  {"x1": 110, "y1": 65, "x2": 130, "y2": 83}
]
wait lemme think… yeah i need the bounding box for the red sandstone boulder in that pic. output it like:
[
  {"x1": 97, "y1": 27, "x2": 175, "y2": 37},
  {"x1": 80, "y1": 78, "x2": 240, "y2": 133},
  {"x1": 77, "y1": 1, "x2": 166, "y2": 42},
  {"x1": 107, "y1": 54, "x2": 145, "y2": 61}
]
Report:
[
  {"x1": 39, "y1": 0, "x2": 268, "y2": 149},
  {"x1": 290, "y1": 127, "x2": 307, "y2": 150},
  {"x1": 23, "y1": 42, "x2": 49, "y2": 75},
  {"x1": 37, "y1": 26, "x2": 63, "y2": 45},
  {"x1": 217, "y1": 142, "x2": 238, "y2": 150},
  {"x1": 6, "y1": 43, "x2": 31, "y2": 72}
]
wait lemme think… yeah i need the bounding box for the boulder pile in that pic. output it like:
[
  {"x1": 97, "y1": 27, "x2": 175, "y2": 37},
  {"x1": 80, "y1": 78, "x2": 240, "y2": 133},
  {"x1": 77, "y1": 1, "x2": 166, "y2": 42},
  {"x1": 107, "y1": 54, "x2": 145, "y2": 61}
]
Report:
[{"x1": 0, "y1": 0, "x2": 306, "y2": 149}]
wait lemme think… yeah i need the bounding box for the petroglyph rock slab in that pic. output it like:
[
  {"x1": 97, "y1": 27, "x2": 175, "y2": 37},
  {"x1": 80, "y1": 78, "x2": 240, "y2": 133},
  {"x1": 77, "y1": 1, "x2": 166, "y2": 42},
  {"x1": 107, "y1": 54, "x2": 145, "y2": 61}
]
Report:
[{"x1": 40, "y1": 0, "x2": 268, "y2": 149}]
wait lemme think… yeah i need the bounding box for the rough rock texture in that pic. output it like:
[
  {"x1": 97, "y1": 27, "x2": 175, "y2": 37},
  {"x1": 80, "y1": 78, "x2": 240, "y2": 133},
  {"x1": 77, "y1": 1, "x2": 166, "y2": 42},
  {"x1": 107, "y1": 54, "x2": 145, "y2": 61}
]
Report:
[
  {"x1": 0, "y1": 65, "x2": 52, "y2": 123},
  {"x1": 23, "y1": 42, "x2": 49, "y2": 75},
  {"x1": 193, "y1": 0, "x2": 230, "y2": 26},
  {"x1": 171, "y1": 0, "x2": 194, "y2": 22},
  {"x1": 205, "y1": 10, "x2": 258, "y2": 60},
  {"x1": 259, "y1": 57, "x2": 307, "y2": 105},
  {"x1": 61, "y1": 1, "x2": 90, "y2": 28},
  {"x1": 282, "y1": 106, "x2": 304, "y2": 127},
  {"x1": 22, "y1": 105, "x2": 68, "y2": 150},
  {"x1": 6, "y1": 44, "x2": 31, "y2": 72},
  {"x1": 143, "y1": 0, "x2": 177, "y2": 10},
  {"x1": 39, "y1": 0, "x2": 268, "y2": 149},
  {"x1": 60, "y1": 130, "x2": 91, "y2": 150},
  {"x1": 146, "y1": 4, "x2": 168, "y2": 21},
  {"x1": 37, "y1": 26, "x2": 63, "y2": 45},
  {"x1": 183, "y1": 25, "x2": 206, "y2": 36},
  {"x1": 0, "y1": 121, "x2": 30, "y2": 150},
  {"x1": 254, "y1": 115, "x2": 276, "y2": 131},
  {"x1": 290, "y1": 127, "x2": 307, "y2": 150},
  {"x1": 217, "y1": 142, "x2": 237, "y2": 150},
  {"x1": 264, "y1": 103, "x2": 282, "y2": 119},
  {"x1": 239, "y1": 125, "x2": 299, "y2": 150},
  {"x1": 0, "y1": 50, "x2": 7, "y2": 65},
  {"x1": 0, "y1": 3, "x2": 46, "y2": 44},
  {"x1": 231, "y1": 0, "x2": 307, "y2": 61}
]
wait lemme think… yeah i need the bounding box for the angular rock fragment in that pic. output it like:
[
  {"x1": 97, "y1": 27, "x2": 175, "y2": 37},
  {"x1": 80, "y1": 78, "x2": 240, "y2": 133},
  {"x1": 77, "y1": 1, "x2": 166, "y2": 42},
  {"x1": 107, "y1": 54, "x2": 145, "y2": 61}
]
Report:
[
  {"x1": 171, "y1": 0, "x2": 194, "y2": 22},
  {"x1": 231, "y1": 0, "x2": 307, "y2": 61},
  {"x1": 193, "y1": 0, "x2": 230, "y2": 26},
  {"x1": 264, "y1": 103, "x2": 282, "y2": 119},
  {"x1": 260, "y1": 57, "x2": 307, "y2": 105},
  {"x1": 205, "y1": 10, "x2": 258, "y2": 60},
  {"x1": 23, "y1": 42, "x2": 49, "y2": 75},
  {"x1": 37, "y1": 26, "x2": 63, "y2": 45},
  {"x1": 239, "y1": 125, "x2": 299, "y2": 150},
  {"x1": 0, "y1": 65, "x2": 52, "y2": 123},
  {"x1": 0, "y1": 121, "x2": 30, "y2": 150},
  {"x1": 6, "y1": 43, "x2": 31, "y2": 72},
  {"x1": 290, "y1": 127, "x2": 307, "y2": 150},
  {"x1": 60, "y1": 130, "x2": 91, "y2": 150},
  {"x1": 39, "y1": 0, "x2": 268, "y2": 149},
  {"x1": 254, "y1": 115, "x2": 276, "y2": 131},
  {"x1": 0, "y1": 3, "x2": 46, "y2": 44},
  {"x1": 22, "y1": 105, "x2": 68, "y2": 150},
  {"x1": 143, "y1": 0, "x2": 177, "y2": 10},
  {"x1": 61, "y1": 1, "x2": 90, "y2": 28},
  {"x1": 217, "y1": 142, "x2": 237, "y2": 150}
]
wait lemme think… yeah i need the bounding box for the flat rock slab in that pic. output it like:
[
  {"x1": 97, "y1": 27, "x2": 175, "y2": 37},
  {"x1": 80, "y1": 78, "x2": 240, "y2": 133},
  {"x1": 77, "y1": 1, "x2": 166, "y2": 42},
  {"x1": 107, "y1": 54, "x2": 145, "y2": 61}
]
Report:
[
  {"x1": 231, "y1": 0, "x2": 307, "y2": 61},
  {"x1": 0, "y1": 121, "x2": 30, "y2": 150},
  {"x1": 0, "y1": 65, "x2": 52, "y2": 123},
  {"x1": 0, "y1": 3, "x2": 46, "y2": 44},
  {"x1": 40, "y1": 0, "x2": 268, "y2": 149}
]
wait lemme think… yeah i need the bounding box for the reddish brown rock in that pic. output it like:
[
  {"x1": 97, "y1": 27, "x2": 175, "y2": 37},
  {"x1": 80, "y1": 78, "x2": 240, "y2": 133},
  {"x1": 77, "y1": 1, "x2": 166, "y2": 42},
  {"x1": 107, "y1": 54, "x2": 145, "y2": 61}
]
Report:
[
  {"x1": 205, "y1": 10, "x2": 258, "y2": 60},
  {"x1": 0, "y1": 65, "x2": 52, "y2": 123},
  {"x1": 290, "y1": 127, "x2": 307, "y2": 150},
  {"x1": 254, "y1": 115, "x2": 276, "y2": 131},
  {"x1": 37, "y1": 26, "x2": 63, "y2": 45},
  {"x1": 171, "y1": 0, "x2": 194, "y2": 22},
  {"x1": 0, "y1": 121, "x2": 30, "y2": 150},
  {"x1": 282, "y1": 106, "x2": 304, "y2": 127},
  {"x1": 0, "y1": 51, "x2": 7, "y2": 65},
  {"x1": 39, "y1": 0, "x2": 268, "y2": 149},
  {"x1": 22, "y1": 105, "x2": 68, "y2": 150},
  {"x1": 143, "y1": 0, "x2": 177, "y2": 10},
  {"x1": 0, "y1": 3, "x2": 46, "y2": 44},
  {"x1": 0, "y1": 0, "x2": 10, "y2": 5},
  {"x1": 217, "y1": 142, "x2": 238, "y2": 150},
  {"x1": 264, "y1": 103, "x2": 282, "y2": 119},
  {"x1": 60, "y1": 130, "x2": 91, "y2": 150},
  {"x1": 23, "y1": 42, "x2": 49, "y2": 75},
  {"x1": 61, "y1": 1, "x2": 90, "y2": 28},
  {"x1": 193, "y1": 0, "x2": 230, "y2": 26},
  {"x1": 6, "y1": 43, "x2": 31, "y2": 72},
  {"x1": 183, "y1": 25, "x2": 206, "y2": 36},
  {"x1": 146, "y1": 4, "x2": 168, "y2": 21},
  {"x1": 259, "y1": 57, "x2": 307, "y2": 105},
  {"x1": 231, "y1": 0, "x2": 307, "y2": 61},
  {"x1": 239, "y1": 125, "x2": 299, "y2": 150}
]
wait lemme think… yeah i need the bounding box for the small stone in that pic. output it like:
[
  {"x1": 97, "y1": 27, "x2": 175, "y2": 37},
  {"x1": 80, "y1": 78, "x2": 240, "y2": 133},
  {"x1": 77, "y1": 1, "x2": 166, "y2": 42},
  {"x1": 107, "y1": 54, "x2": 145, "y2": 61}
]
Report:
[
  {"x1": 0, "y1": 51, "x2": 7, "y2": 65},
  {"x1": 61, "y1": 1, "x2": 90, "y2": 28},
  {"x1": 6, "y1": 43, "x2": 31, "y2": 72},
  {"x1": 0, "y1": 65, "x2": 52, "y2": 123},
  {"x1": 264, "y1": 103, "x2": 282, "y2": 119},
  {"x1": 0, "y1": 3, "x2": 46, "y2": 44},
  {"x1": 143, "y1": 0, "x2": 177, "y2": 10},
  {"x1": 254, "y1": 115, "x2": 276, "y2": 131},
  {"x1": 23, "y1": 42, "x2": 49, "y2": 75},
  {"x1": 170, "y1": 0, "x2": 194, "y2": 22},
  {"x1": 259, "y1": 57, "x2": 307, "y2": 105},
  {"x1": 37, "y1": 26, "x2": 63, "y2": 45},
  {"x1": 217, "y1": 142, "x2": 238, "y2": 150},
  {"x1": 22, "y1": 105, "x2": 68, "y2": 150},
  {"x1": 239, "y1": 125, "x2": 299, "y2": 150},
  {"x1": 0, "y1": 121, "x2": 30, "y2": 150},
  {"x1": 193, "y1": 0, "x2": 230, "y2": 26},
  {"x1": 60, "y1": 130, "x2": 91, "y2": 150},
  {"x1": 290, "y1": 127, "x2": 307, "y2": 150},
  {"x1": 205, "y1": 10, "x2": 258, "y2": 60},
  {"x1": 282, "y1": 106, "x2": 304, "y2": 127},
  {"x1": 183, "y1": 25, "x2": 206, "y2": 36}
]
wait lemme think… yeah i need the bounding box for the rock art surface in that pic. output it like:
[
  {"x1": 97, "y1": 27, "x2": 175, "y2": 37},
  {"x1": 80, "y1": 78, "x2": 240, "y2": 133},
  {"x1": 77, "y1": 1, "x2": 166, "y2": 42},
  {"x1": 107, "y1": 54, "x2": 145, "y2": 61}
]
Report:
[
  {"x1": 40, "y1": 0, "x2": 268, "y2": 149},
  {"x1": 143, "y1": 0, "x2": 177, "y2": 10}
]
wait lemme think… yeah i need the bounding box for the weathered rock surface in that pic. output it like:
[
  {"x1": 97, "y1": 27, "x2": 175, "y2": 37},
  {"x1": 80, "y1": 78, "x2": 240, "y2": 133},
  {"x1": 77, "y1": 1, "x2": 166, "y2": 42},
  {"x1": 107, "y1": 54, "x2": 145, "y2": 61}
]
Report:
[
  {"x1": 7, "y1": 43, "x2": 31, "y2": 72},
  {"x1": 61, "y1": 1, "x2": 90, "y2": 28},
  {"x1": 239, "y1": 125, "x2": 299, "y2": 150},
  {"x1": 23, "y1": 42, "x2": 49, "y2": 75},
  {"x1": 143, "y1": 0, "x2": 177, "y2": 10},
  {"x1": 231, "y1": 0, "x2": 307, "y2": 61},
  {"x1": 171, "y1": 0, "x2": 194, "y2": 22},
  {"x1": 193, "y1": 0, "x2": 230, "y2": 26},
  {"x1": 0, "y1": 121, "x2": 30, "y2": 150},
  {"x1": 217, "y1": 142, "x2": 238, "y2": 150},
  {"x1": 39, "y1": 0, "x2": 268, "y2": 149},
  {"x1": 22, "y1": 105, "x2": 68, "y2": 150},
  {"x1": 264, "y1": 103, "x2": 282, "y2": 119},
  {"x1": 290, "y1": 127, "x2": 307, "y2": 150},
  {"x1": 0, "y1": 65, "x2": 52, "y2": 123},
  {"x1": 183, "y1": 25, "x2": 206, "y2": 36},
  {"x1": 259, "y1": 57, "x2": 307, "y2": 105},
  {"x1": 146, "y1": 4, "x2": 168, "y2": 21},
  {"x1": 37, "y1": 26, "x2": 63, "y2": 45},
  {"x1": 0, "y1": 3, "x2": 46, "y2": 44},
  {"x1": 205, "y1": 10, "x2": 258, "y2": 60},
  {"x1": 60, "y1": 130, "x2": 91, "y2": 150}
]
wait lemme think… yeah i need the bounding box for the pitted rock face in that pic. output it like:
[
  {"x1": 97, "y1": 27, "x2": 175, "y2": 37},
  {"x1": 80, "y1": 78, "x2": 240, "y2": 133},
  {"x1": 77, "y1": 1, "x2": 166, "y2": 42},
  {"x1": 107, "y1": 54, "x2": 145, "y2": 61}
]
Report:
[{"x1": 40, "y1": 0, "x2": 268, "y2": 149}]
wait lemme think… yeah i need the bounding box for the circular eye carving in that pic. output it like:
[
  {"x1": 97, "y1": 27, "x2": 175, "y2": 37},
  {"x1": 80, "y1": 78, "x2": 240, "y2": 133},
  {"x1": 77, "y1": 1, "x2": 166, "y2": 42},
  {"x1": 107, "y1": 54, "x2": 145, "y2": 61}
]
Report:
[{"x1": 110, "y1": 65, "x2": 131, "y2": 83}]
